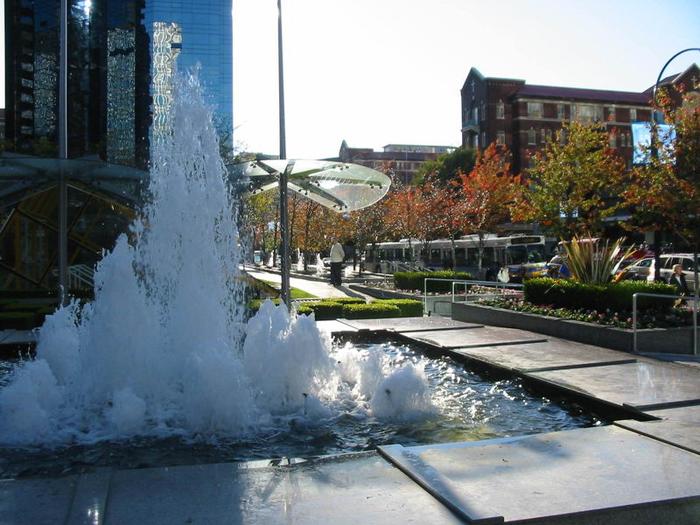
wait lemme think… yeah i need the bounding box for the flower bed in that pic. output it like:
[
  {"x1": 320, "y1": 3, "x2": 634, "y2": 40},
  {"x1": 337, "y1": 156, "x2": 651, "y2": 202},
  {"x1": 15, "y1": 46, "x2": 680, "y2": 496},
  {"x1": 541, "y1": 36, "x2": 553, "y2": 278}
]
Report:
[{"x1": 478, "y1": 296, "x2": 692, "y2": 330}]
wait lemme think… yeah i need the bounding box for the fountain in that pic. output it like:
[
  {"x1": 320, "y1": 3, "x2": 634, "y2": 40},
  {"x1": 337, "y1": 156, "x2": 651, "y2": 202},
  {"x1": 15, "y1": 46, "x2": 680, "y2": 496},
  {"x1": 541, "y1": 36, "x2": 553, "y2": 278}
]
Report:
[
  {"x1": 0, "y1": 74, "x2": 433, "y2": 448},
  {"x1": 0, "y1": 74, "x2": 597, "y2": 475}
]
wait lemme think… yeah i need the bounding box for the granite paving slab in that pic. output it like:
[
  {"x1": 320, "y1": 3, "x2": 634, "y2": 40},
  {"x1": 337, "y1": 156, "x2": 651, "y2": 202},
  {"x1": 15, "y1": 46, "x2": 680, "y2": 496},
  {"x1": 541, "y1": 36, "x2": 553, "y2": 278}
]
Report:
[
  {"x1": 0, "y1": 476, "x2": 77, "y2": 525},
  {"x1": 403, "y1": 326, "x2": 547, "y2": 350},
  {"x1": 102, "y1": 453, "x2": 462, "y2": 524},
  {"x1": 529, "y1": 361, "x2": 700, "y2": 411},
  {"x1": 615, "y1": 404, "x2": 700, "y2": 455},
  {"x1": 336, "y1": 316, "x2": 481, "y2": 332},
  {"x1": 379, "y1": 426, "x2": 700, "y2": 524},
  {"x1": 314, "y1": 320, "x2": 359, "y2": 335},
  {"x1": 452, "y1": 339, "x2": 636, "y2": 373}
]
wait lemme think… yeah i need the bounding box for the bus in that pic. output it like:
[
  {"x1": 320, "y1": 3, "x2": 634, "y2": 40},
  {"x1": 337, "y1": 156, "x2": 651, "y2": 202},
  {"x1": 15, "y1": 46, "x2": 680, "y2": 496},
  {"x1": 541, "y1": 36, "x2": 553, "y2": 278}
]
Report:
[{"x1": 364, "y1": 234, "x2": 554, "y2": 280}]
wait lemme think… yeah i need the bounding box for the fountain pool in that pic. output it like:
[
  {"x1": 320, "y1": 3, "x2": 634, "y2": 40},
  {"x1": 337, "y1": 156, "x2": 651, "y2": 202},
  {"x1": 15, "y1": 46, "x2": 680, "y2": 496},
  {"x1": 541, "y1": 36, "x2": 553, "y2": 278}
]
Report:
[
  {"x1": 0, "y1": 339, "x2": 600, "y2": 478},
  {"x1": 0, "y1": 73, "x2": 601, "y2": 480}
]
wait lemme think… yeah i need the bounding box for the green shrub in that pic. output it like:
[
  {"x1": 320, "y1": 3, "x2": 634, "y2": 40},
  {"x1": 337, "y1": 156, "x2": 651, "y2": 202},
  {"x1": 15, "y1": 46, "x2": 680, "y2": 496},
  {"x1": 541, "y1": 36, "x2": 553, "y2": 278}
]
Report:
[
  {"x1": 309, "y1": 301, "x2": 345, "y2": 320},
  {"x1": 248, "y1": 298, "x2": 282, "y2": 313},
  {"x1": 524, "y1": 277, "x2": 676, "y2": 312},
  {"x1": 343, "y1": 303, "x2": 401, "y2": 319},
  {"x1": 605, "y1": 280, "x2": 676, "y2": 311},
  {"x1": 394, "y1": 271, "x2": 472, "y2": 292},
  {"x1": 375, "y1": 299, "x2": 423, "y2": 317},
  {"x1": 296, "y1": 304, "x2": 314, "y2": 316},
  {"x1": 324, "y1": 297, "x2": 365, "y2": 305}
]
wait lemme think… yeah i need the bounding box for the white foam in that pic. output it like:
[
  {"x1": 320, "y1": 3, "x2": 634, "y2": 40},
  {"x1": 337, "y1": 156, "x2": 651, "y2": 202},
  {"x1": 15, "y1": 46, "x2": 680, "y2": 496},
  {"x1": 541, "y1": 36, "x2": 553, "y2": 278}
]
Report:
[{"x1": 0, "y1": 73, "x2": 434, "y2": 447}]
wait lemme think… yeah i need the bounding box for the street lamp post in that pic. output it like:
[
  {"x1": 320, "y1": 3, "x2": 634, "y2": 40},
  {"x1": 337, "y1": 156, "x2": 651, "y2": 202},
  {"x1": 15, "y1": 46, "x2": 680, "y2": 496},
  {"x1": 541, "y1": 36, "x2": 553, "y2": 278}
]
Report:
[
  {"x1": 652, "y1": 48, "x2": 700, "y2": 354},
  {"x1": 277, "y1": 0, "x2": 291, "y2": 306}
]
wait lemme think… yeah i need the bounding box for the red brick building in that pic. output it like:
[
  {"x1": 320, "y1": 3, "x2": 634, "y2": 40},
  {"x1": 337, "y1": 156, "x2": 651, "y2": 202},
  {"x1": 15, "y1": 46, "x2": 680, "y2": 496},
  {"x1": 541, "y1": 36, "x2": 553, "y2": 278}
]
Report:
[
  {"x1": 460, "y1": 65, "x2": 699, "y2": 173},
  {"x1": 337, "y1": 141, "x2": 456, "y2": 184}
]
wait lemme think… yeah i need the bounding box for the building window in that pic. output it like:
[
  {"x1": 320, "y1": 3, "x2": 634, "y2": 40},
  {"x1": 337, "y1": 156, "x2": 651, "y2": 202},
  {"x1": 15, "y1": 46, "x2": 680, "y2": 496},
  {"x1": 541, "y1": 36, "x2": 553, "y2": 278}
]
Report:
[
  {"x1": 481, "y1": 132, "x2": 486, "y2": 147},
  {"x1": 574, "y1": 104, "x2": 603, "y2": 122},
  {"x1": 527, "y1": 128, "x2": 536, "y2": 145},
  {"x1": 527, "y1": 102, "x2": 543, "y2": 118},
  {"x1": 557, "y1": 103, "x2": 565, "y2": 120},
  {"x1": 481, "y1": 102, "x2": 485, "y2": 120},
  {"x1": 540, "y1": 128, "x2": 546, "y2": 143},
  {"x1": 609, "y1": 132, "x2": 616, "y2": 148},
  {"x1": 473, "y1": 134, "x2": 479, "y2": 149},
  {"x1": 608, "y1": 106, "x2": 616, "y2": 121},
  {"x1": 559, "y1": 128, "x2": 567, "y2": 144},
  {"x1": 546, "y1": 129, "x2": 552, "y2": 142},
  {"x1": 496, "y1": 100, "x2": 505, "y2": 119},
  {"x1": 497, "y1": 131, "x2": 505, "y2": 145},
  {"x1": 630, "y1": 108, "x2": 637, "y2": 121}
]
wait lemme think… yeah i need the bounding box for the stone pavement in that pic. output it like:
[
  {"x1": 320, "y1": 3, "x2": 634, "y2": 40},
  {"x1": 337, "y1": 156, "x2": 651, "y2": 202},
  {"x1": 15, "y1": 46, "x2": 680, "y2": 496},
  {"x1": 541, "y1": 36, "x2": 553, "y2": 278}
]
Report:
[
  {"x1": 3, "y1": 316, "x2": 700, "y2": 524},
  {"x1": 245, "y1": 268, "x2": 351, "y2": 299}
]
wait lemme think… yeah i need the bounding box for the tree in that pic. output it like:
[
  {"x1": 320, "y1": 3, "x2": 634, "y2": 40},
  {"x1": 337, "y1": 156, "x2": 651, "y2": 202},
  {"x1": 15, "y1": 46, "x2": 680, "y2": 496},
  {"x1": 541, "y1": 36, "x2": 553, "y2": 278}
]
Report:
[
  {"x1": 515, "y1": 122, "x2": 626, "y2": 240},
  {"x1": 384, "y1": 180, "x2": 422, "y2": 261},
  {"x1": 453, "y1": 144, "x2": 521, "y2": 275},
  {"x1": 416, "y1": 146, "x2": 477, "y2": 185},
  {"x1": 346, "y1": 196, "x2": 390, "y2": 275},
  {"x1": 623, "y1": 81, "x2": 700, "y2": 279}
]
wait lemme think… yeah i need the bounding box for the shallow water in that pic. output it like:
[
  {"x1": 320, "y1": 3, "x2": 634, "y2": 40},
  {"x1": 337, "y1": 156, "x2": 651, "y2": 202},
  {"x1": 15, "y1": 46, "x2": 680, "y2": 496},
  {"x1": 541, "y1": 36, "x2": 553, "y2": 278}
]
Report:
[{"x1": 0, "y1": 341, "x2": 602, "y2": 478}]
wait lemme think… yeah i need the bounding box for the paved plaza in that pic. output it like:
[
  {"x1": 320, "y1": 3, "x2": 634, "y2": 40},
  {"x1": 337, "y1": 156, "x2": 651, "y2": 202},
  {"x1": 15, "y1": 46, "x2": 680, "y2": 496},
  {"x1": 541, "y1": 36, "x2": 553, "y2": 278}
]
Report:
[{"x1": 2, "y1": 314, "x2": 700, "y2": 524}]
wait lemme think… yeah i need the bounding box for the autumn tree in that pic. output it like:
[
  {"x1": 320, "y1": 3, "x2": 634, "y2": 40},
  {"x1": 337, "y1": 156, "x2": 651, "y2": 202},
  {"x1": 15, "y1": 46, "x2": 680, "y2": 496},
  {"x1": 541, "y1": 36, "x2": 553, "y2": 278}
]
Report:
[
  {"x1": 623, "y1": 81, "x2": 700, "y2": 279},
  {"x1": 383, "y1": 180, "x2": 422, "y2": 261},
  {"x1": 515, "y1": 121, "x2": 626, "y2": 240},
  {"x1": 453, "y1": 144, "x2": 522, "y2": 275},
  {"x1": 242, "y1": 191, "x2": 278, "y2": 263}
]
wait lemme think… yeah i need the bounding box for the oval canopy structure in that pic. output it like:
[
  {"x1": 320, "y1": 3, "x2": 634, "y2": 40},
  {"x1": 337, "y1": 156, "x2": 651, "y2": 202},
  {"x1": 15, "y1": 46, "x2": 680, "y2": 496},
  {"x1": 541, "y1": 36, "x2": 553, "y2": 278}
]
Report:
[{"x1": 234, "y1": 159, "x2": 391, "y2": 212}]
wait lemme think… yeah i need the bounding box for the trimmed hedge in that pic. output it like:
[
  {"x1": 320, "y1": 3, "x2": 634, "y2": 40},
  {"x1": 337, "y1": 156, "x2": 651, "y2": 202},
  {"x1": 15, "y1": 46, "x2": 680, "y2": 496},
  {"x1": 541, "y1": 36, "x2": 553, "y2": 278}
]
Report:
[
  {"x1": 375, "y1": 299, "x2": 423, "y2": 317},
  {"x1": 394, "y1": 271, "x2": 472, "y2": 292},
  {"x1": 524, "y1": 277, "x2": 676, "y2": 312},
  {"x1": 323, "y1": 297, "x2": 365, "y2": 305},
  {"x1": 343, "y1": 302, "x2": 401, "y2": 319}
]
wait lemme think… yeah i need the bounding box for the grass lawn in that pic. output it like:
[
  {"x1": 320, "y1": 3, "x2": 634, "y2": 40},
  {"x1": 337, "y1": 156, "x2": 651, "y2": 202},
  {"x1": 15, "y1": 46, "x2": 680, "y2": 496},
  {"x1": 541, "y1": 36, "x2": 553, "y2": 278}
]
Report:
[{"x1": 259, "y1": 279, "x2": 317, "y2": 300}]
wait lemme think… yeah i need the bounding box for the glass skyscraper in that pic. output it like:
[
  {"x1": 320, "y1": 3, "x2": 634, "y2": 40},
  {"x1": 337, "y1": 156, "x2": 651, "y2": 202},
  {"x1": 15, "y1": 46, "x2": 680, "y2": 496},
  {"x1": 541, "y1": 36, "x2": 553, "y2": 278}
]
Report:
[{"x1": 4, "y1": 0, "x2": 233, "y2": 167}]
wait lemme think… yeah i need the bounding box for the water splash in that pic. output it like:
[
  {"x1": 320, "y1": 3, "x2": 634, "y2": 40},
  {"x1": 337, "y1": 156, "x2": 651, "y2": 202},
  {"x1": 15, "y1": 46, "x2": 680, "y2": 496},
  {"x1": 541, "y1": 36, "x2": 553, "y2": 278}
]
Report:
[{"x1": 0, "y1": 73, "x2": 434, "y2": 447}]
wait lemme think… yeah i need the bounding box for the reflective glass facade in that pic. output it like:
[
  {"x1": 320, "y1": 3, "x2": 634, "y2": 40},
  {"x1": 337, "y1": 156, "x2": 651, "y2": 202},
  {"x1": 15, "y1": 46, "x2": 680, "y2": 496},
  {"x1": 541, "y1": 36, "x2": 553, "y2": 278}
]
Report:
[
  {"x1": 4, "y1": 0, "x2": 233, "y2": 167},
  {"x1": 2, "y1": 0, "x2": 232, "y2": 292}
]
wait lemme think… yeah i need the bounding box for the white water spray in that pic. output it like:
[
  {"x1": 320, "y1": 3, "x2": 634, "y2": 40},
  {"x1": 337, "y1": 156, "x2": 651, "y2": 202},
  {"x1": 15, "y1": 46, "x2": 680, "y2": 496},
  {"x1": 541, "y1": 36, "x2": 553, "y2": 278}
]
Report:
[{"x1": 0, "y1": 74, "x2": 433, "y2": 447}]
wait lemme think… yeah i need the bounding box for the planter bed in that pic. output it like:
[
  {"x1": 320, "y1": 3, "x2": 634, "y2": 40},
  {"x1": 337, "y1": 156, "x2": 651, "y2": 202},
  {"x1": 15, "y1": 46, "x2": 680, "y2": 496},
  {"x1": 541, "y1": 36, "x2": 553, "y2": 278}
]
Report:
[{"x1": 452, "y1": 302, "x2": 696, "y2": 355}]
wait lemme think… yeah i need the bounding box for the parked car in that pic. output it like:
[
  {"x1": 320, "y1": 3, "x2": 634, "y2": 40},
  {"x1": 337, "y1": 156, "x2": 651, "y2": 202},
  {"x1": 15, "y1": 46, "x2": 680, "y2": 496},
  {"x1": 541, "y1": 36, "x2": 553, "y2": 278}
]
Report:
[
  {"x1": 615, "y1": 257, "x2": 654, "y2": 281},
  {"x1": 615, "y1": 254, "x2": 698, "y2": 291}
]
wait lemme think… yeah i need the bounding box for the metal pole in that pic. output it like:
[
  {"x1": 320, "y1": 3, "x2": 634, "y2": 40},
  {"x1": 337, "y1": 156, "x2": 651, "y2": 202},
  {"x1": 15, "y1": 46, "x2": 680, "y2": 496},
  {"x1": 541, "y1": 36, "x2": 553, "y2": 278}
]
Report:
[
  {"x1": 632, "y1": 294, "x2": 638, "y2": 353},
  {"x1": 58, "y1": 0, "x2": 69, "y2": 305},
  {"x1": 277, "y1": 0, "x2": 291, "y2": 307}
]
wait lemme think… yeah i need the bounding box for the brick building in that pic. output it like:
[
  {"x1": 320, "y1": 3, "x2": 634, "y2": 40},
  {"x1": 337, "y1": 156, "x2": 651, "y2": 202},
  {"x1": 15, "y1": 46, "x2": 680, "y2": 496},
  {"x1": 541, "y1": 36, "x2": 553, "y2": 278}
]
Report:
[
  {"x1": 337, "y1": 141, "x2": 456, "y2": 184},
  {"x1": 460, "y1": 65, "x2": 699, "y2": 173}
]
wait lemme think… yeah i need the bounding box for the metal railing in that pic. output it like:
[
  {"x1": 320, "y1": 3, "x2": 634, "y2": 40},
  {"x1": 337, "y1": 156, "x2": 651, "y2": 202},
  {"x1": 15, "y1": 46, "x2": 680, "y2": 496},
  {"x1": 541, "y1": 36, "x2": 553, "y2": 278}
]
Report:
[
  {"x1": 423, "y1": 278, "x2": 523, "y2": 316},
  {"x1": 68, "y1": 264, "x2": 95, "y2": 290},
  {"x1": 632, "y1": 292, "x2": 699, "y2": 355}
]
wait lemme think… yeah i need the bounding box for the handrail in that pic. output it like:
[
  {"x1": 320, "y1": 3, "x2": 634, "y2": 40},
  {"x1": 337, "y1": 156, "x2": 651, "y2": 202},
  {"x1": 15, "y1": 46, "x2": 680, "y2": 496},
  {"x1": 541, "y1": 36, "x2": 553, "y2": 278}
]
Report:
[
  {"x1": 632, "y1": 292, "x2": 698, "y2": 355},
  {"x1": 422, "y1": 277, "x2": 523, "y2": 315}
]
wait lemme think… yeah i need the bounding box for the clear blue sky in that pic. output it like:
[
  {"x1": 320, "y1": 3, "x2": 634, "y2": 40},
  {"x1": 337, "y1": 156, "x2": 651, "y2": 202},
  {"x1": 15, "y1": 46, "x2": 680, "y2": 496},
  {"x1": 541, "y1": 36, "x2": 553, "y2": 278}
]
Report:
[{"x1": 2, "y1": 0, "x2": 699, "y2": 160}]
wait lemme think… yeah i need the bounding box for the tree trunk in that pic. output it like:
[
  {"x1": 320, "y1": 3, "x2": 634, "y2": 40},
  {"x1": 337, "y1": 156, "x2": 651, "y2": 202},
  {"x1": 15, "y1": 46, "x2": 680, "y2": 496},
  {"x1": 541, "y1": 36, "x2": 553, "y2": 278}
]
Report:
[{"x1": 450, "y1": 236, "x2": 457, "y2": 270}]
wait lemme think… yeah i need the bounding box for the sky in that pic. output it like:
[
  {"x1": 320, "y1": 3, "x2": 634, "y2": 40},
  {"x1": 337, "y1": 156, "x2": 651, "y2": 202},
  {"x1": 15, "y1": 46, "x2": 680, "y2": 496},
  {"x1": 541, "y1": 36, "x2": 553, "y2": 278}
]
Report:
[{"x1": 1, "y1": 0, "x2": 699, "y2": 160}]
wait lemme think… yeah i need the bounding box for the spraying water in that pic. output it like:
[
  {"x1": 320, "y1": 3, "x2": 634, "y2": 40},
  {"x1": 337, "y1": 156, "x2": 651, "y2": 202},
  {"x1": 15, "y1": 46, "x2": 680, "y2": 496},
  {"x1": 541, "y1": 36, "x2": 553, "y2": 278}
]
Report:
[{"x1": 0, "y1": 74, "x2": 434, "y2": 447}]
